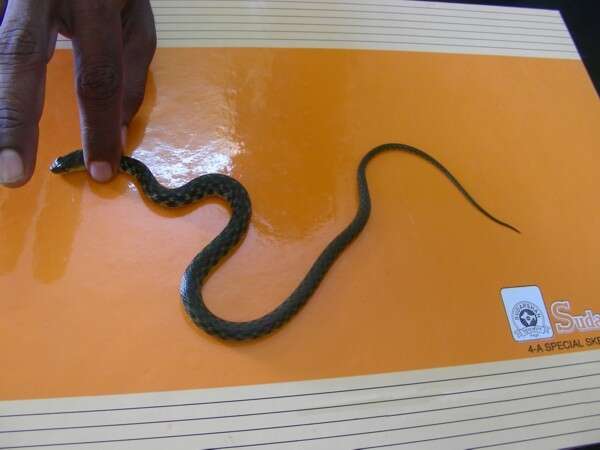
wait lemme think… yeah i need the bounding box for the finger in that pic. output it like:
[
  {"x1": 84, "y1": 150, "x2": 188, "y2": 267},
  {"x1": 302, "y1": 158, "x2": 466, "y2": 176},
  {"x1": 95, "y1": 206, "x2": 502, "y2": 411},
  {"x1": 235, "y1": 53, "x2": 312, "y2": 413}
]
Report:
[
  {"x1": 71, "y1": 1, "x2": 124, "y2": 182},
  {"x1": 0, "y1": 0, "x2": 56, "y2": 187},
  {"x1": 0, "y1": 0, "x2": 8, "y2": 26},
  {"x1": 121, "y1": 0, "x2": 156, "y2": 138}
]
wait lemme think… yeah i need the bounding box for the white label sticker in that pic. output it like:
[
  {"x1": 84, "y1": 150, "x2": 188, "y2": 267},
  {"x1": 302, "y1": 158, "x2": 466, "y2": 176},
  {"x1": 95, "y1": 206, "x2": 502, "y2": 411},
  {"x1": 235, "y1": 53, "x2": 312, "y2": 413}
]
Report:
[{"x1": 501, "y1": 286, "x2": 554, "y2": 342}]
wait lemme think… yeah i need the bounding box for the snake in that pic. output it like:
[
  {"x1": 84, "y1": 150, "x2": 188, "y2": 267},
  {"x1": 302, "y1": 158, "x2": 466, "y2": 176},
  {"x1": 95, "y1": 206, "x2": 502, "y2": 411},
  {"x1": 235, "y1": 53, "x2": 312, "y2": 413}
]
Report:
[{"x1": 50, "y1": 143, "x2": 519, "y2": 340}]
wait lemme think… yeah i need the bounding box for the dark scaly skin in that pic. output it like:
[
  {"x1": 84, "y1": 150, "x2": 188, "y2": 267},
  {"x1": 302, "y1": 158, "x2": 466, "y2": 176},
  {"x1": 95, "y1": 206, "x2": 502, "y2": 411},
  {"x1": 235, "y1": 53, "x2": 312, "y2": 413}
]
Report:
[{"x1": 51, "y1": 144, "x2": 519, "y2": 340}]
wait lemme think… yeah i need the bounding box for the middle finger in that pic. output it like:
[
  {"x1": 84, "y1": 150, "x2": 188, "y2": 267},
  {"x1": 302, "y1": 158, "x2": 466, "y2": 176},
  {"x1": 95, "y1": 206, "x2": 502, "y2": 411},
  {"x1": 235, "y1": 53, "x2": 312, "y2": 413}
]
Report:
[{"x1": 70, "y1": 0, "x2": 125, "y2": 182}]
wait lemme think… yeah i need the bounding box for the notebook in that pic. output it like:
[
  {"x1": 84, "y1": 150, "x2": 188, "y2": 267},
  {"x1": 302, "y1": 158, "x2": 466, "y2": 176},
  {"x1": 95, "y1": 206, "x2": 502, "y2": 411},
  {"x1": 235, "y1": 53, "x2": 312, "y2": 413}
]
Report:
[{"x1": 1, "y1": 1, "x2": 599, "y2": 448}]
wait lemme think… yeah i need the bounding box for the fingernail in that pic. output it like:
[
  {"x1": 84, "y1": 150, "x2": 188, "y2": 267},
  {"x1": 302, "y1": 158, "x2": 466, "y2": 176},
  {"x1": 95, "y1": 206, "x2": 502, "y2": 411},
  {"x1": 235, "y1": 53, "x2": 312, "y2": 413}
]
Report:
[
  {"x1": 0, "y1": 149, "x2": 24, "y2": 184},
  {"x1": 89, "y1": 161, "x2": 112, "y2": 182},
  {"x1": 121, "y1": 126, "x2": 127, "y2": 148}
]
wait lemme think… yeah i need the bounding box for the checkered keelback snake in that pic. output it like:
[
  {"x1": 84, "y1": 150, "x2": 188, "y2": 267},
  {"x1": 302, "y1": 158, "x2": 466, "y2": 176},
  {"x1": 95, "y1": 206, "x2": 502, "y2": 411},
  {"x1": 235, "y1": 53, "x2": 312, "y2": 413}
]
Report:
[{"x1": 51, "y1": 143, "x2": 519, "y2": 340}]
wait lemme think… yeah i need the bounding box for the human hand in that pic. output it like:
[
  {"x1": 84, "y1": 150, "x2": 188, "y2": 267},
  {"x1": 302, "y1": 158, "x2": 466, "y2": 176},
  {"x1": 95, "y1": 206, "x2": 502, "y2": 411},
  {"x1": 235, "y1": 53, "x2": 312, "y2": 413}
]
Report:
[{"x1": 0, "y1": 0, "x2": 156, "y2": 187}]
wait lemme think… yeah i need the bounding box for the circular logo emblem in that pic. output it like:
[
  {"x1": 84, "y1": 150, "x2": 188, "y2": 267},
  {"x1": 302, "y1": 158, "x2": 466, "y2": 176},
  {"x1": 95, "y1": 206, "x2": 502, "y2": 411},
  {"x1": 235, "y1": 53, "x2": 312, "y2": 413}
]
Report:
[
  {"x1": 511, "y1": 301, "x2": 548, "y2": 338},
  {"x1": 518, "y1": 308, "x2": 538, "y2": 327}
]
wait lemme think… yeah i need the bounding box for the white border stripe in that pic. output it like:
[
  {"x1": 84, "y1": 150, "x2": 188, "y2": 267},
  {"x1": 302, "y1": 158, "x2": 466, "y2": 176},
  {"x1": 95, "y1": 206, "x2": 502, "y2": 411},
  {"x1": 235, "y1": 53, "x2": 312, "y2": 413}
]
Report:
[
  {"x1": 54, "y1": 0, "x2": 580, "y2": 59},
  {"x1": 1, "y1": 351, "x2": 599, "y2": 449}
]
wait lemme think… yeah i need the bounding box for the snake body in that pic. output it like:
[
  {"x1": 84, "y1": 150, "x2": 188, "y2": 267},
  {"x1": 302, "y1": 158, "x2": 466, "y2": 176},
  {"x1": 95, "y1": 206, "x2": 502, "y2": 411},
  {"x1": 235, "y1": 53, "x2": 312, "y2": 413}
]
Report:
[{"x1": 51, "y1": 143, "x2": 519, "y2": 340}]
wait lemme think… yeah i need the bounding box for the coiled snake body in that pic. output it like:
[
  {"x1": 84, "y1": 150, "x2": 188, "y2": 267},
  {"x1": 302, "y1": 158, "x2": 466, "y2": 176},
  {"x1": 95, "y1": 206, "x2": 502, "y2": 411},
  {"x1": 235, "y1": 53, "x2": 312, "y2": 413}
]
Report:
[{"x1": 51, "y1": 143, "x2": 519, "y2": 340}]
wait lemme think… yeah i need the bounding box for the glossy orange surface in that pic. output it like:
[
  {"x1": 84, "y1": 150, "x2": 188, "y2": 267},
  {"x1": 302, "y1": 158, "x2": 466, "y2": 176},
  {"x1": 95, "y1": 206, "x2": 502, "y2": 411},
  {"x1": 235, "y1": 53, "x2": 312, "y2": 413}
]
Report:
[{"x1": 1, "y1": 48, "x2": 599, "y2": 400}]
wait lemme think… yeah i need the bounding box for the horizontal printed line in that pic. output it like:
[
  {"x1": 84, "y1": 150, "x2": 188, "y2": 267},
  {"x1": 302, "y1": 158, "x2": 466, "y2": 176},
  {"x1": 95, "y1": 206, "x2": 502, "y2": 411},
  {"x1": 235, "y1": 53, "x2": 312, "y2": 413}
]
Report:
[
  {"x1": 3, "y1": 360, "x2": 598, "y2": 417},
  {"x1": 151, "y1": 1, "x2": 559, "y2": 17},
  {"x1": 151, "y1": 30, "x2": 574, "y2": 46},
  {"x1": 151, "y1": 14, "x2": 565, "y2": 30},
  {"x1": 50, "y1": 43, "x2": 581, "y2": 60},
  {"x1": 3, "y1": 386, "x2": 598, "y2": 434},
  {"x1": 150, "y1": 6, "x2": 562, "y2": 24},
  {"x1": 153, "y1": 37, "x2": 578, "y2": 54},
  {"x1": 470, "y1": 427, "x2": 600, "y2": 449},
  {"x1": 184, "y1": 412, "x2": 600, "y2": 450},
  {"x1": 152, "y1": 21, "x2": 571, "y2": 39},
  {"x1": 2, "y1": 403, "x2": 598, "y2": 449},
  {"x1": 357, "y1": 419, "x2": 600, "y2": 449}
]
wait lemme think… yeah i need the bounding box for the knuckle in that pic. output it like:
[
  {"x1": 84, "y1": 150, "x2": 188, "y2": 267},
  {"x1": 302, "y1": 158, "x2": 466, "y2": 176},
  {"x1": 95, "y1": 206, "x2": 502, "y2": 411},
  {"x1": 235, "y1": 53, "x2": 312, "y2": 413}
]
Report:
[
  {"x1": 77, "y1": 63, "x2": 121, "y2": 103},
  {"x1": 0, "y1": 104, "x2": 26, "y2": 129},
  {"x1": 0, "y1": 25, "x2": 45, "y2": 69}
]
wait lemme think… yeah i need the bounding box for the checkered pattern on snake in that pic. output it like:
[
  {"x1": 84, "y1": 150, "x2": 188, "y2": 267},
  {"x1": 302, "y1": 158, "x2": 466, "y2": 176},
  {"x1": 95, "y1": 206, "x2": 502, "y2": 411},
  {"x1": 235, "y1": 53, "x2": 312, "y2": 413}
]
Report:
[{"x1": 51, "y1": 143, "x2": 519, "y2": 340}]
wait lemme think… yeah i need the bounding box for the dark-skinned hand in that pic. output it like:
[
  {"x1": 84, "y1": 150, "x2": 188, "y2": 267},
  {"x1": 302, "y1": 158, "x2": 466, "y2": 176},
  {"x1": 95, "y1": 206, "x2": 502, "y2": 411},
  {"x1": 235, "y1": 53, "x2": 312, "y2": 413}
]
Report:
[{"x1": 0, "y1": 0, "x2": 156, "y2": 187}]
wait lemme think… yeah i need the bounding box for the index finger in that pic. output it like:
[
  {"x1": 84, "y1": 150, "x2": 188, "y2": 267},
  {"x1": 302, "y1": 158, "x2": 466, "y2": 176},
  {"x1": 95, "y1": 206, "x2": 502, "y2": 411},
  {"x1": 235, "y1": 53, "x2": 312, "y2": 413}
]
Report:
[
  {"x1": 0, "y1": 1, "x2": 7, "y2": 25},
  {"x1": 0, "y1": 0, "x2": 56, "y2": 187}
]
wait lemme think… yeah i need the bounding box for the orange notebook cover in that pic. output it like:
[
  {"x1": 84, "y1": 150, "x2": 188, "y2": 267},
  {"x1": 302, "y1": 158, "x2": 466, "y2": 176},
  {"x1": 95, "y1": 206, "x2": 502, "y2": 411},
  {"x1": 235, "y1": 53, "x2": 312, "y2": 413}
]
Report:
[{"x1": 1, "y1": 1, "x2": 599, "y2": 449}]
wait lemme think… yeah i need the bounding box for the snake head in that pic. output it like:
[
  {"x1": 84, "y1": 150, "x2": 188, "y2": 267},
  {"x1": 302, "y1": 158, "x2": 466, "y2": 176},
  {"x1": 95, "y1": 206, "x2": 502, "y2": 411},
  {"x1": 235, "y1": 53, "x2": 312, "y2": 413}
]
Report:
[{"x1": 50, "y1": 150, "x2": 85, "y2": 174}]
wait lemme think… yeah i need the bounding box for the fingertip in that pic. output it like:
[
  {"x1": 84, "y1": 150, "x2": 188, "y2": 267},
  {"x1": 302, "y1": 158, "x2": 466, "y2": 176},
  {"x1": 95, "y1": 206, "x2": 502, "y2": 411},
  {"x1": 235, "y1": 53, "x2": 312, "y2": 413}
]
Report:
[
  {"x1": 0, "y1": 149, "x2": 26, "y2": 187},
  {"x1": 89, "y1": 161, "x2": 113, "y2": 183}
]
